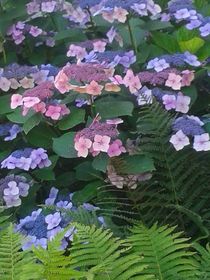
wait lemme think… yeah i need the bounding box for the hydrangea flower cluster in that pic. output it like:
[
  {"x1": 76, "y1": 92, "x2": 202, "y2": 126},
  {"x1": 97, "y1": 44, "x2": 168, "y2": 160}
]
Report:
[
  {"x1": 74, "y1": 117, "x2": 126, "y2": 158},
  {"x1": 0, "y1": 175, "x2": 32, "y2": 208},
  {"x1": 1, "y1": 148, "x2": 51, "y2": 171},
  {"x1": 54, "y1": 62, "x2": 120, "y2": 95},
  {"x1": 169, "y1": 115, "x2": 210, "y2": 151},
  {"x1": 16, "y1": 187, "x2": 105, "y2": 250},
  {"x1": 72, "y1": 0, "x2": 162, "y2": 24},
  {"x1": 147, "y1": 52, "x2": 201, "y2": 70},
  {"x1": 167, "y1": 0, "x2": 210, "y2": 38},
  {"x1": 26, "y1": 0, "x2": 58, "y2": 15},
  {"x1": 0, "y1": 63, "x2": 58, "y2": 92},
  {"x1": 7, "y1": 20, "x2": 56, "y2": 47},
  {"x1": 106, "y1": 164, "x2": 152, "y2": 189},
  {"x1": 10, "y1": 81, "x2": 70, "y2": 120},
  {"x1": 0, "y1": 123, "x2": 22, "y2": 141}
]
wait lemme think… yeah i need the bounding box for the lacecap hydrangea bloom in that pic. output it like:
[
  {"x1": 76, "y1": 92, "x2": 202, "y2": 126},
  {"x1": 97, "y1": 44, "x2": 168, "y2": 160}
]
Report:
[
  {"x1": 1, "y1": 148, "x2": 51, "y2": 171},
  {"x1": 16, "y1": 187, "x2": 105, "y2": 250},
  {"x1": 0, "y1": 175, "x2": 32, "y2": 208}
]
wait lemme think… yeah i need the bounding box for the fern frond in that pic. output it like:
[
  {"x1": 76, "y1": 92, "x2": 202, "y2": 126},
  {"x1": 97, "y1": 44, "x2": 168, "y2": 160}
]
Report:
[
  {"x1": 71, "y1": 223, "x2": 154, "y2": 279},
  {"x1": 0, "y1": 224, "x2": 38, "y2": 280},
  {"x1": 134, "y1": 101, "x2": 210, "y2": 237},
  {"x1": 128, "y1": 223, "x2": 199, "y2": 280},
  {"x1": 193, "y1": 243, "x2": 210, "y2": 279},
  {"x1": 29, "y1": 228, "x2": 88, "y2": 280}
]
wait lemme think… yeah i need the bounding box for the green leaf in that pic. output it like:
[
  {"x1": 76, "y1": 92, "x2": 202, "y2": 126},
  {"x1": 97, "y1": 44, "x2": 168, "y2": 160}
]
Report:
[
  {"x1": 72, "y1": 181, "x2": 101, "y2": 204},
  {"x1": 179, "y1": 37, "x2": 204, "y2": 53},
  {"x1": 140, "y1": 20, "x2": 172, "y2": 31},
  {"x1": 197, "y1": 42, "x2": 210, "y2": 60},
  {"x1": 0, "y1": 95, "x2": 13, "y2": 114},
  {"x1": 7, "y1": 108, "x2": 34, "y2": 124},
  {"x1": 26, "y1": 123, "x2": 57, "y2": 149},
  {"x1": 53, "y1": 132, "x2": 77, "y2": 158},
  {"x1": 75, "y1": 161, "x2": 101, "y2": 181},
  {"x1": 95, "y1": 101, "x2": 134, "y2": 118},
  {"x1": 32, "y1": 169, "x2": 55, "y2": 181},
  {"x1": 120, "y1": 154, "x2": 155, "y2": 174},
  {"x1": 92, "y1": 153, "x2": 109, "y2": 173},
  {"x1": 23, "y1": 114, "x2": 42, "y2": 134},
  {"x1": 54, "y1": 29, "x2": 86, "y2": 41},
  {"x1": 58, "y1": 108, "x2": 85, "y2": 130},
  {"x1": 152, "y1": 32, "x2": 180, "y2": 53}
]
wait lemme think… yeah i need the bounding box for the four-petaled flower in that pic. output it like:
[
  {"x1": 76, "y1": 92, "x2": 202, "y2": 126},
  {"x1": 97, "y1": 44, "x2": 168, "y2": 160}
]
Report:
[
  {"x1": 93, "y1": 135, "x2": 111, "y2": 153},
  {"x1": 170, "y1": 130, "x2": 190, "y2": 151},
  {"x1": 193, "y1": 133, "x2": 210, "y2": 151},
  {"x1": 75, "y1": 137, "x2": 92, "y2": 158}
]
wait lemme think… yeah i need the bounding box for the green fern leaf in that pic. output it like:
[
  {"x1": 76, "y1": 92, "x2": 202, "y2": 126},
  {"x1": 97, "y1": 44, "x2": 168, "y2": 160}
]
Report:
[
  {"x1": 71, "y1": 223, "x2": 154, "y2": 280},
  {"x1": 128, "y1": 223, "x2": 199, "y2": 280},
  {"x1": 0, "y1": 224, "x2": 37, "y2": 280}
]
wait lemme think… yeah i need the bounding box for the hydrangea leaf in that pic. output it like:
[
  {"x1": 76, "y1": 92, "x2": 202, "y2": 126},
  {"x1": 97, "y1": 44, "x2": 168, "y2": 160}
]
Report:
[
  {"x1": 119, "y1": 154, "x2": 155, "y2": 174},
  {"x1": 72, "y1": 181, "x2": 101, "y2": 204},
  {"x1": 58, "y1": 108, "x2": 85, "y2": 130},
  {"x1": 95, "y1": 101, "x2": 134, "y2": 118},
  {"x1": 23, "y1": 114, "x2": 42, "y2": 134},
  {"x1": 53, "y1": 132, "x2": 77, "y2": 158},
  {"x1": 92, "y1": 153, "x2": 109, "y2": 173}
]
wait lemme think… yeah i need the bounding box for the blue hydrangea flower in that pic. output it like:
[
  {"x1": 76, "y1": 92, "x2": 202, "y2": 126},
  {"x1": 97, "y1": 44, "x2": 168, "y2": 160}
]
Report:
[
  {"x1": 0, "y1": 175, "x2": 31, "y2": 208},
  {"x1": 172, "y1": 115, "x2": 205, "y2": 136},
  {"x1": 0, "y1": 123, "x2": 22, "y2": 141}
]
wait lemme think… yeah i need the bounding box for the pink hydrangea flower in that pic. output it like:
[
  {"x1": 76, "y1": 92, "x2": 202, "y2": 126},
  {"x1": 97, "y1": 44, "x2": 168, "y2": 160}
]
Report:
[
  {"x1": 92, "y1": 134, "x2": 111, "y2": 152},
  {"x1": 0, "y1": 77, "x2": 11, "y2": 92},
  {"x1": 86, "y1": 80, "x2": 103, "y2": 96},
  {"x1": 123, "y1": 69, "x2": 142, "y2": 94},
  {"x1": 93, "y1": 41, "x2": 107, "y2": 52},
  {"x1": 175, "y1": 94, "x2": 191, "y2": 113},
  {"x1": 67, "y1": 44, "x2": 78, "y2": 57},
  {"x1": 11, "y1": 94, "x2": 23, "y2": 109},
  {"x1": 45, "y1": 105, "x2": 62, "y2": 120},
  {"x1": 113, "y1": 7, "x2": 128, "y2": 23},
  {"x1": 162, "y1": 94, "x2": 176, "y2": 110},
  {"x1": 10, "y1": 78, "x2": 20, "y2": 89},
  {"x1": 75, "y1": 137, "x2": 92, "y2": 158},
  {"x1": 54, "y1": 70, "x2": 71, "y2": 94},
  {"x1": 193, "y1": 133, "x2": 210, "y2": 151},
  {"x1": 165, "y1": 73, "x2": 182, "y2": 90},
  {"x1": 108, "y1": 140, "x2": 126, "y2": 157},
  {"x1": 33, "y1": 102, "x2": 46, "y2": 113},
  {"x1": 169, "y1": 130, "x2": 190, "y2": 151},
  {"x1": 181, "y1": 70, "x2": 194, "y2": 86},
  {"x1": 22, "y1": 97, "x2": 40, "y2": 108},
  {"x1": 74, "y1": 46, "x2": 87, "y2": 60},
  {"x1": 19, "y1": 77, "x2": 34, "y2": 89},
  {"x1": 102, "y1": 11, "x2": 115, "y2": 23},
  {"x1": 29, "y1": 26, "x2": 43, "y2": 37},
  {"x1": 41, "y1": 1, "x2": 56, "y2": 13}
]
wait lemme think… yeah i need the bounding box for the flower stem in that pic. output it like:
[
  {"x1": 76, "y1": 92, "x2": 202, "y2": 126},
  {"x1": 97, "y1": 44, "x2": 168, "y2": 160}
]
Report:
[{"x1": 127, "y1": 19, "x2": 138, "y2": 55}]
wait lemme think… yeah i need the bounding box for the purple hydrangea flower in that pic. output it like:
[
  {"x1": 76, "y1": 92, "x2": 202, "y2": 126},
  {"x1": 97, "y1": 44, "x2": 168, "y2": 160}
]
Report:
[
  {"x1": 186, "y1": 19, "x2": 202, "y2": 30},
  {"x1": 172, "y1": 115, "x2": 205, "y2": 136},
  {"x1": 45, "y1": 187, "x2": 59, "y2": 205},
  {"x1": 17, "y1": 187, "x2": 105, "y2": 250},
  {"x1": 45, "y1": 212, "x2": 62, "y2": 230},
  {"x1": 0, "y1": 175, "x2": 31, "y2": 208},
  {"x1": 0, "y1": 123, "x2": 22, "y2": 141},
  {"x1": 174, "y1": 8, "x2": 191, "y2": 20},
  {"x1": 184, "y1": 51, "x2": 201, "y2": 67},
  {"x1": 199, "y1": 23, "x2": 210, "y2": 37},
  {"x1": 1, "y1": 148, "x2": 51, "y2": 171}
]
